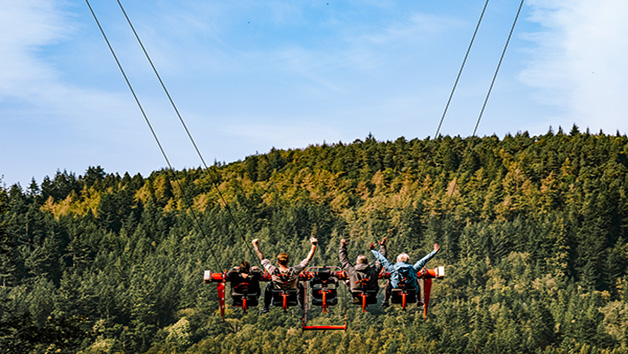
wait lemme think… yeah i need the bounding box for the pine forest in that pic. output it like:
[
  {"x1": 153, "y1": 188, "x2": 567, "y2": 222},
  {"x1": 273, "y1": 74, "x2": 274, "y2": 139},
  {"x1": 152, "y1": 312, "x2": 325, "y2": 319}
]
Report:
[{"x1": 2, "y1": 127, "x2": 628, "y2": 353}]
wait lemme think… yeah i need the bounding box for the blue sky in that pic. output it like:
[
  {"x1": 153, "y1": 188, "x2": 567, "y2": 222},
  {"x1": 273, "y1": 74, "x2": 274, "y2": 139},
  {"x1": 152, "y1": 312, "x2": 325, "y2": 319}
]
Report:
[{"x1": 2, "y1": 0, "x2": 628, "y2": 188}]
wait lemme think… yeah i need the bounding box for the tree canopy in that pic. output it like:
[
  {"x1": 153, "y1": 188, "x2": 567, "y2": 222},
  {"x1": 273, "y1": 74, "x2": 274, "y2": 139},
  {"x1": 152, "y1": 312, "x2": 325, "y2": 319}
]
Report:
[{"x1": 2, "y1": 129, "x2": 628, "y2": 353}]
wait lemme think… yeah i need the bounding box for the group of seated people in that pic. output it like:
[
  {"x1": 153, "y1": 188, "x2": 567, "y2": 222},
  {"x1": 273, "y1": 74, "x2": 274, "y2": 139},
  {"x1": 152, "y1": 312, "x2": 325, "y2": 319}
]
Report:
[{"x1": 224, "y1": 237, "x2": 440, "y2": 312}]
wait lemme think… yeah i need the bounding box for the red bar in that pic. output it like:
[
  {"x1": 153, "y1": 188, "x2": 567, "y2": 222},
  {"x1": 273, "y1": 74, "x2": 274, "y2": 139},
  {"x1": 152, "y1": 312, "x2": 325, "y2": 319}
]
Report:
[
  {"x1": 217, "y1": 282, "x2": 225, "y2": 320},
  {"x1": 423, "y1": 278, "x2": 433, "y2": 319},
  {"x1": 424, "y1": 269, "x2": 437, "y2": 278},
  {"x1": 302, "y1": 325, "x2": 347, "y2": 331}
]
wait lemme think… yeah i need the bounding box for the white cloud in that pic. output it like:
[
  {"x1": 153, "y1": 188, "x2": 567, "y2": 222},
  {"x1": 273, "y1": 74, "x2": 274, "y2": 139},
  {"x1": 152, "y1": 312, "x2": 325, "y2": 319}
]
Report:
[
  {"x1": 0, "y1": 0, "x2": 69, "y2": 98},
  {"x1": 361, "y1": 12, "x2": 460, "y2": 46},
  {"x1": 0, "y1": 0, "x2": 174, "y2": 186},
  {"x1": 0, "y1": 0, "x2": 167, "y2": 131},
  {"x1": 522, "y1": 0, "x2": 628, "y2": 133}
]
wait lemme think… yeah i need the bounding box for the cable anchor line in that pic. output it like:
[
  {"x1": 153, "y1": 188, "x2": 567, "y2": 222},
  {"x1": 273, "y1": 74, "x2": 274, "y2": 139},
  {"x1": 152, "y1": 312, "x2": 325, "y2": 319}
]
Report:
[
  {"x1": 441, "y1": 0, "x2": 526, "y2": 211},
  {"x1": 86, "y1": 0, "x2": 224, "y2": 272},
  {"x1": 472, "y1": 0, "x2": 526, "y2": 137},
  {"x1": 434, "y1": 0, "x2": 490, "y2": 139},
  {"x1": 89, "y1": 0, "x2": 259, "y2": 267},
  {"x1": 113, "y1": 0, "x2": 260, "y2": 267}
]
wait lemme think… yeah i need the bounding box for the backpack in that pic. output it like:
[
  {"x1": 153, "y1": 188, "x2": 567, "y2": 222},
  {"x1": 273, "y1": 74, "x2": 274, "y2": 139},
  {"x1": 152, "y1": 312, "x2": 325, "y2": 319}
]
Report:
[
  {"x1": 396, "y1": 265, "x2": 412, "y2": 288},
  {"x1": 353, "y1": 265, "x2": 378, "y2": 291}
]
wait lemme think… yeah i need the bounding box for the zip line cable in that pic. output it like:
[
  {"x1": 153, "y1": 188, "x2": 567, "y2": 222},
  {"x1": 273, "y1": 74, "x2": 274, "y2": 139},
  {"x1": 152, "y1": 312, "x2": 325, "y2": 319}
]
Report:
[
  {"x1": 85, "y1": 0, "x2": 224, "y2": 272},
  {"x1": 113, "y1": 0, "x2": 261, "y2": 267},
  {"x1": 442, "y1": 0, "x2": 525, "y2": 208},
  {"x1": 92, "y1": 0, "x2": 524, "y2": 269},
  {"x1": 84, "y1": 1, "x2": 171, "y2": 169},
  {"x1": 114, "y1": 0, "x2": 209, "y2": 170},
  {"x1": 434, "y1": 0, "x2": 490, "y2": 139},
  {"x1": 472, "y1": 0, "x2": 525, "y2": 137}
]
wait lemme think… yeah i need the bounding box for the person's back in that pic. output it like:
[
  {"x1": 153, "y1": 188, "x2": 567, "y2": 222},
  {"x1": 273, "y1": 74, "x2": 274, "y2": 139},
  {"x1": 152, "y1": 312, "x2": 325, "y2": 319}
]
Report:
[
  {"x1": 265, "y1": 252, "x2": 307, "y2": 290},
  {"x1": 389, "y1": 260, "x2": 416, "y2": 291},
  {"x1": 339, "y1": 238, "x2": 385, "y2": 294},
  {"x1": 252, "y1": 237, "x2": 318, "y2": 313},
  {"x1": 371, "y1": 243, "x2": 440, "y2": 305},
  {"x1": 352, "y1": 262, "x2": 379, "y2": 291}
]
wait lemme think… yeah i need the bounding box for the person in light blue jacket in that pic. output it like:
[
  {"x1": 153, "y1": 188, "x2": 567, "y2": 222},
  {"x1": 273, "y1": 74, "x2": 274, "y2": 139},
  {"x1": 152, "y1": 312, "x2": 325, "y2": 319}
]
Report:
[{"x1": 370, "y1": 242, "x2": 440, "y2": 306}]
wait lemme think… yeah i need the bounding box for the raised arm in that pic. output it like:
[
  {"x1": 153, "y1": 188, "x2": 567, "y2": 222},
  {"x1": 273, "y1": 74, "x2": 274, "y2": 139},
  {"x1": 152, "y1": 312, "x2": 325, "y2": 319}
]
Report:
[
  {"x1": 370, "y1": 243, "x2": 394, "y2": 273},
  {"x1": 295, "y1": 238, "x2": 318, "y2": 271},
  {"x1": 305, "y1": 237, "x2": 318, "y2": 263},
  {"x1": 252, "y1": 238, "x2": 264, "y2": 261},
  {"x1": 413, "y1": 243, "x2": 440, "y2": 271},
  {"x1": 378, "y1": 237, "x2": 387, "y2": 258},
  {"x1": 339, "y1": 239, "x2": 351, "y2": 269},
  {"x1": 374, "y1": 237, "x2": 387, "y2": 272}
]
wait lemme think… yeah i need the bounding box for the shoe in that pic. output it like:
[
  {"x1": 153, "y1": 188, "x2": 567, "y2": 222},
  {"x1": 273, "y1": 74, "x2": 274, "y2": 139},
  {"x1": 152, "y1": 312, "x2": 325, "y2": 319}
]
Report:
[
  {"x1": 381, "y1": 302, "x2": 389, "y2": 308},
  {"x1": 260, "y1": 307, "x2": 269, "y2": 314}
]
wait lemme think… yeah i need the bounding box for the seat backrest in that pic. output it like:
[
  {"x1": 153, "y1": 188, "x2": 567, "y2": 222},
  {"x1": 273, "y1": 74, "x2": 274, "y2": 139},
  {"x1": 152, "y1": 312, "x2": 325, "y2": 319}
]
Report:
[
  {"x1": 231, "y1": 281, "x2": 260, "y2": 297},
  {"x1": 390, "y1": 287, "x2": 417, "y2": 304},
  {"x1": 310, "y1": 267, "x2": 338, "y2": 286},
  {"x1": 351, "y1": 289, "x2": 378, "y2": 304},
  {"x1": 231, "y1": 294, "x2": 259, "y2": 307},
  {"x1": 271, "y1": 288, "x2": 299, "y2": 307}
]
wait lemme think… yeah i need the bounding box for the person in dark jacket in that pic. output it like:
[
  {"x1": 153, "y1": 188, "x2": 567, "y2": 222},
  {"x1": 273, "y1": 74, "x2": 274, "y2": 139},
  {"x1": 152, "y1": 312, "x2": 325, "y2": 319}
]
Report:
[
  {"x1": 225, "y1": 261, "x2": 263, "y2": 305},
  {"x1": 339, "y1": 238, "x2": 386, "y2": 303}
]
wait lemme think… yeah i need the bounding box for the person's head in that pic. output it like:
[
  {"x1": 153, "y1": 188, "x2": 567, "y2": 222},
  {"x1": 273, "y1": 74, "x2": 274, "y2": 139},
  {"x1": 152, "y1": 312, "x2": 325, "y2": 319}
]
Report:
[
  {"x1": 396, "y1": 253, "x2": 410, "y2": 263},
  {"x1": 240, "y1": 261, "x2": 250, "y2": 272},
  {"x1": 277, "y1": 252, "x2": 290, "y2": 266},
  {"x1": 356, "y1": 255, "x2": 368, "y2": 265}
]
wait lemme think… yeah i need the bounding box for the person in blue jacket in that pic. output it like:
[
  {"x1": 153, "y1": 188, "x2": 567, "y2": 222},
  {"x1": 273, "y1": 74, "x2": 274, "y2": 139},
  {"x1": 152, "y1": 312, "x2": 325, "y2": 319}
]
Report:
[{"x1": 370, "y1": 242, "x2": 440, "y2": 306}]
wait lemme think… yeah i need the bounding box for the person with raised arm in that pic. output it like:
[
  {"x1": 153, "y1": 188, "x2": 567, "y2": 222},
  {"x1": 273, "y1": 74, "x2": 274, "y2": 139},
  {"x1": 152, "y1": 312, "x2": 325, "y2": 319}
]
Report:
[
  {"x1": 252, "y1": 237, "x2": 318, "y2": 313},
  {"x1": 370, "y1": 242, "x2": 440, "y2": 306},
  {"x1": 339, "y1": 238, "x2": 386, "y2": 303}
]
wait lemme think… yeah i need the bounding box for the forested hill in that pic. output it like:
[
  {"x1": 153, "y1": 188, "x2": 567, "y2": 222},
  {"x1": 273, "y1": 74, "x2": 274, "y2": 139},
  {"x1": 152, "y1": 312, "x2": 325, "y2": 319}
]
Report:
[{"x1": 2, "y1": 127, "x2": 628, "y2": 353}]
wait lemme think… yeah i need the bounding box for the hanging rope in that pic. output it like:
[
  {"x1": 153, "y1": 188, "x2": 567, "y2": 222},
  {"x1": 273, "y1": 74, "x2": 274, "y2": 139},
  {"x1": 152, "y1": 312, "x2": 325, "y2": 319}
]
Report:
[
  {"x1": 113, "y1": 0, "x2": 260, "y2": 267},
  {"x1": 472, "y1": 0, "x2": 526, "y2": 137},
  {"x1": 84, "y1": 0, "x2": 171, "y2": 169},
  {"x1": 443, "y1": 0, "x2": 526, "y2": 211},
  {"x1": 85, "y1": 0, "x2": 225, "y2": 272},
  {"x1": 434, "y1": 0, "x2": 490, "y2": 139},
  {"x1": 114, "y1": 0, "x2": 209, "y2": 170}
]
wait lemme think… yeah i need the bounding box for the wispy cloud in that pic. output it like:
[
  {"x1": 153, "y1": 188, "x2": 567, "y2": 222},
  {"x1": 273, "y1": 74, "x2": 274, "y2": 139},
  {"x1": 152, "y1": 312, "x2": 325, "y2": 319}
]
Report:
[
  {"x1": 0, "y1": 0, "x2": 69, "y2": 99},
  {"x1": 0, "y1": 0, "x2": 132, "y2": 122},
  {"x1": 0, "y1": 0, "x2": 173, "y2": 185},
  {"x1": 360, "y1": 13, "x2": 461, "y2": 46},
  {"x1": 522, "y1": 0, "x2": 628, "y2": 133}
]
